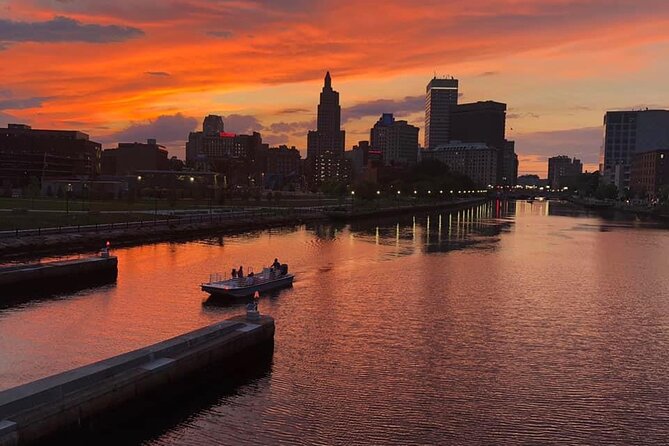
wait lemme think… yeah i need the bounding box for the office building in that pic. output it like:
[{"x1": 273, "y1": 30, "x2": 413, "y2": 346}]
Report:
[
  {"x1": 601, "y1": 110, "x2": 669, "y2": 188},
  {"x1": 370, "y1": 113, "x2": 420, "y2": 166},
  {"x1": 0, "y1": 123, "x2": 101, "y2": 189},
  {"x1": 450, "y1": 101, "x2": 506, "y2": 151},
  {"x1": 422, "y1": 142, "x2": 498, "y2": 186},
  {"x1": 425, "y1": 77, "x2": 459, "y2": 149},
  {"x1": 500, "y1": 140, "x2": 519, "y2": 186},
  {"x1": 548, "y1": 156, "x2": 583, "y2": 189},
  {"x1": 630, "y1": 149, "x2": 669, "y2": 198},
  {"x1": 102, "y1": 139, "x2": 169, "y2": 175}
]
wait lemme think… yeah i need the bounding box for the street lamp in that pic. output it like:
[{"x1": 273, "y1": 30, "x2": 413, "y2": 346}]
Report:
[{"x1": 66, "y1": 183, "x2": 72, "y2": 215}]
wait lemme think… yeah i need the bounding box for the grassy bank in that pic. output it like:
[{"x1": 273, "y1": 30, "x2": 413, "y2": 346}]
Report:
[{"x1": 0, "y1": 211, "x2": 155, "y2": 231}]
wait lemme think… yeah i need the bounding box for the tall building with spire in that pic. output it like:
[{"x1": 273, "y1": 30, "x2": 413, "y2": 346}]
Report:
[{"x1": 307, "y1": 72, "x2": 345, "y2": 160}]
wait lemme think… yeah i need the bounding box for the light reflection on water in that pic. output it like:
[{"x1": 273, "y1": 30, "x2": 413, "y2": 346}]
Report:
[{"x1": 2, "y1": 200, "x2": 669, "y2": 444}]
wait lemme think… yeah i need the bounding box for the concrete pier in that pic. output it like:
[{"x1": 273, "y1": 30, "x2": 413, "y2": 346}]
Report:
[
  {"x1": 0, "y1": 256, "x2": 118, "y2": 291},
  {"x1": 0, "y1": 315, "x2": 275, "y2": 445}
]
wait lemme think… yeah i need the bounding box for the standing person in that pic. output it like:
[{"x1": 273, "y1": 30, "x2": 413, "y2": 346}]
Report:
[
  {"x1": 231, "y1": 268, "x2": 237, "y2": 279},
  {"x1": 238, "y1": 265, "x2": 244, "y2": 278}
]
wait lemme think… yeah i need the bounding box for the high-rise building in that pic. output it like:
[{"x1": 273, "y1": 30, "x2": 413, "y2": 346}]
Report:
[
  {"x1": 450, "y1": 101, "x2": 506, "y2": 151},
  {"x1": 422, "y1": 142, "x2": 498, "y2": 187},
  {"x1": 0, "y1": 123, "x2": 101, "y2": 188},
  {"x1": 425, "y1": 77, "x2": 458, "y2": 149},
  {"x1": 370, "y1": 113, "x2": 420, "y2": 166},
  {"x1": 307, "y1": 72, "x2": 345, "y2": 160},
  {"x1": 548, "y1": 156, "x2": 583, "y2": 189},
  {"x1": 601, "y1": 110, "x2": 669, "y2": 189},
  {"x1": 186, "y1": 117, "x2": 265, "y2": 167}
]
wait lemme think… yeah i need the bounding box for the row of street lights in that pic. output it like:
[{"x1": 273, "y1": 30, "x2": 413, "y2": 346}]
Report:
[{"x1": 350, "y1": 189, "x2": 488, "y2": 196}]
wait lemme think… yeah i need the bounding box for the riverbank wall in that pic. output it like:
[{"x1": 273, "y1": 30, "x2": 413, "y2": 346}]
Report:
[
  {"x1": 0, "y1": 199, "x2": 489, "y2": 261},
  {"x1": 0, "y1": 315, "x2": 275, "y2": 446},
  {"x1": 326, "y1": 197, "x2": 487, "y2": 220},
  {"x1": 0, "y1": 256, "x2": 117, "y2": 292}
]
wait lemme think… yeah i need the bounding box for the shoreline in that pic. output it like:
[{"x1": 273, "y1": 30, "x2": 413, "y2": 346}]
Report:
[{"x1": 0, "y1": 198, "x2": 487, "y2": 262}]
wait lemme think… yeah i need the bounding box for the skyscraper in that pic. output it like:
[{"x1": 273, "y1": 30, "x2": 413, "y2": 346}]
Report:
[
  {"x1": 425, "y1": 77, "x2": 459, "y2": 149},
  {"x1": 307, "y1": 72, "x2": 345, "y2": 159},
  {"x1": 601, "y1": 110, "x2": 669, "y2": 189},
  {"x1": 450, "y1": 101, "x2": 506, "y2": 151}
]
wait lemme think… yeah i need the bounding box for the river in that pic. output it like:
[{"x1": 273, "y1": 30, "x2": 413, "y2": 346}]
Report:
[{"x1": 2, "y1": 200, "x2": 669, "y2": 445}]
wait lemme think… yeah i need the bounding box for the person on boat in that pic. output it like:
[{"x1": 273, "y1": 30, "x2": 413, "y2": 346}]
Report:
[
  {"x1": 238, "y1": 265, "x2": 244, "y2": 278},
  {"x1": 272, "y1": 258, "x2": 281, "y2": 269},
  {"x1": 246, "y1": 272, "x2": 255, "y2": 285},
  {"x1": 231, "y1": 268, "x2": 237, "y2": 279}
]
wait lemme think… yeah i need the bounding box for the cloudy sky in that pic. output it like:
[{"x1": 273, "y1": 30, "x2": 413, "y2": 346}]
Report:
[{"x1": 1, "y1": 0, "x2": 668, "y2": 175}]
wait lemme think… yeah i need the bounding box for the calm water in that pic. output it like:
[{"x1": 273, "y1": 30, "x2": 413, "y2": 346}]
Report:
[{"x1": 2, "y1": 200, "x2": 669, "y2": 444}]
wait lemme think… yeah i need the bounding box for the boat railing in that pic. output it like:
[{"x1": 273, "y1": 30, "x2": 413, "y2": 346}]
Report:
[{"x1": 209, "y1": 272, "x2": 224, "y2": 283}]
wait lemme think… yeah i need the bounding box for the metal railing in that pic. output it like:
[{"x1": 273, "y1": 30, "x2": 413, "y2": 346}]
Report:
[{"x1": 0, "y1": 207, "x2": 326, "y2": 239}]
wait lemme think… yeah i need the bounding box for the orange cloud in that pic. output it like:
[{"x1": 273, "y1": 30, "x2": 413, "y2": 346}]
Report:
[{"x1": 1, "y1": 0, "x2": 668, "y2": 173}]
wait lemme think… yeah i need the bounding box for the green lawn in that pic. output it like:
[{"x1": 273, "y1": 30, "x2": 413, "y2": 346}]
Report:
[{"x1": 0, "y1": 211, "x2": 156, "y2": 231}]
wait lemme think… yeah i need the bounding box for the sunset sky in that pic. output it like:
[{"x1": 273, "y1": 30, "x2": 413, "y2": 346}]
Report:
[{"x1": 1, "y1": 0, "x2": 668, "y2": 176}]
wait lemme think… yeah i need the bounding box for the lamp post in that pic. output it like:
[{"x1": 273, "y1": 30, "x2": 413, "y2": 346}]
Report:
[
  {"x1": 396, "y1": 190, "x2": 401, "y2": 207},
  {"x1": 65, "y1": 183, "x2": 72, "y2": 216},
  {"x1": 351, "y1": 190, "x2": 355, "y2": 209}
]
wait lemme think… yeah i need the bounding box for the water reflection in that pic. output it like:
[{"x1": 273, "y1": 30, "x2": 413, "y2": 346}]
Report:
[{"x1": 2, "y1": 201, "x2": 669, "y2": 445}]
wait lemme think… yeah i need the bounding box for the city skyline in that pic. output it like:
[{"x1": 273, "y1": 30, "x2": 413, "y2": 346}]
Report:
[{"x1": 2, "y1": 1, "x2": 669, "y2": 176}]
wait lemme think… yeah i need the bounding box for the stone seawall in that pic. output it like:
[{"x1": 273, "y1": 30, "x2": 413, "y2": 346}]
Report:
[{"x1": 0, "y1": 315, "x2": 275, "y2": 445}]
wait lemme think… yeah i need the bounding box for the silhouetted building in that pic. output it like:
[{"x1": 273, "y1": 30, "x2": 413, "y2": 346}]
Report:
[
  {"x1": 370, "y1": 113, "x2": 419, "y2": 166},
  {"x1": 425, "y1": 77, "x2": 459, "y2": 149},
  {"x1": 102, "y1": 139, "x2": 169, "y2": 175},
  {"x1": 517, "y1": 174, "x2": 547, "y2": 188},
  {"x1": 203, "y1": 115, "x2": 224, "y2": 135},
  {"x1": 423, "y1": 142, "x2": 497, "y2": 186},
  {"x1": 601, "y1": 110, "x2": 669, "y2": 189},
  {"x1": 630, "y1": 149, "x2": 669, "y2": 198},
  {"x1": 307, "y1": 72, "x2": 345, "y2": 160},
  {"x1": 0, "y1": 123, "x2": 101, "y2": 189},
  {"x1": 548, "y1": 156, "x2": 583, "y2": 189},
  {"x1": 500, "y1": 140, "x2": 518, "y2": 186},
  {"x1": 450, "y1": 101, "x2": 506, "y2": 151},
  {"x1": 186, "y1": 116, "x2": 265, "y2": 167},
  {"x1": 264, "y1": 145, "x2": 301, "y2": 190}
]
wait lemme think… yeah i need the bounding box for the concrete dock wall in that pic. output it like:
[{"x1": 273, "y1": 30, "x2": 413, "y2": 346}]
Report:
[
  {"x1": 0, "y1": 256, "x2": 118, "y2": 290},
  {"x1": 0, "y1": 315, "x2": 275, "y2": 445}
]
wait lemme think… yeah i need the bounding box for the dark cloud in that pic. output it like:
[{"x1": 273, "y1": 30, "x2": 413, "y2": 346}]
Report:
[
  {"x1": 0, "y1": 110, "x2": 23, "y2": 127},
  {"x1": 106, "y1": 113, "x2": 198, "y2": 144},
  {"x1": 264, "y1": 134, "x2": 290, "y2": 146},
  {"x1": 207, "y1": 30, "x2": 233, "y2": 39},
  {"x1": 0, "y1": 96, "x2": 51, "y2": 110},
  {"x1": 342, "y1": 95, "x2": 423, "y2": 123},
  {"x1": 514, "y1": 127, "x2": 602, "y2": 165},
  {"x1": 277, "y1": 107, "x2": 310, "y2": 114},
  {"x1": 266, "y1": 120, "x2": 314, "y2": 133},
  {"x1": 222, "y1": 114, "x2": 263, "y2": 134},
  {"x1": 144, "y1": 71, "x2": 171, "y2": 77},
  {"x1": 0, "y1": 16, "x2": 144, "y2": 43},
  {"x1": 508, "y1": 112, "x2": 541, "y2": 120},
  {"x1": 478, "y1": 71, "x2": 499, "y2": 77}
]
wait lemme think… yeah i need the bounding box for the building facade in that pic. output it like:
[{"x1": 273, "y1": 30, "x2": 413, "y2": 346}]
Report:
[
  {"x1": 425, "y1": 77, "x2": 459, "y2": 149},
  {"x1": 307, "y1": 72, "x2": 345, "y2": 160},
  {"x1": 370, "y1": 113, "x2": 419, "y2": 166},
  {"x1": 422, "y1": 142, "x2": 498, "y2": 186},
  {"x1": 548, "y1": 156, "x2": 583, "y2": 189},
  {"x1": 500, "y1": 140, "x2": 519, "y2": 186},
  {"x1": 0, "y1": 123, "x2": 101, "y2": 189},
  {"x1": 601, "y1": 110, "x2": 669, "y2": 189},
  {"x1": 102, "y1": 139, "x2": 169, "y2": 175},
  {"x1": 630, "y1": 149, "x2": 669, "y2": 198},
  {"x1": 450, "y1": 101, "x2": 507, "y2": 151}
]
